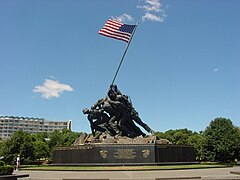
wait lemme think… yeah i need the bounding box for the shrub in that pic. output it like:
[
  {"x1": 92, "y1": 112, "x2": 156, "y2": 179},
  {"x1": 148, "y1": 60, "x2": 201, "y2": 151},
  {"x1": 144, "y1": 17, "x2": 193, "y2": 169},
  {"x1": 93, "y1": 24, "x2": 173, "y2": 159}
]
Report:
[{"x1": 0, "y1": 165, "x2": 14, "y2": 175}]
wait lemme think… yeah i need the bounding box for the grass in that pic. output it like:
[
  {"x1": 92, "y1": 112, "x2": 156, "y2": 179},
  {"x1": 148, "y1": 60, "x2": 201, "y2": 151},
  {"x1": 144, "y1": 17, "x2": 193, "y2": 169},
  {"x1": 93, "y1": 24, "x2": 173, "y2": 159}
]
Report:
[{"x1": 20, "y1": 163, "x2": 229, "y2": 171}]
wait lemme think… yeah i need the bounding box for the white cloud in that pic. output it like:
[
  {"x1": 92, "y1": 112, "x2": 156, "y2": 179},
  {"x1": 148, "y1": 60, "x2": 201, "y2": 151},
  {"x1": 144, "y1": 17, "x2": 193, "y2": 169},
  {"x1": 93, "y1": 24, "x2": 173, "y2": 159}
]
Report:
[
  {"x1": 33, "y1": 79, "x2": 74, "y2": 99},
  {"x1": 137, "y1": 0, "x2": 167, "y2": 22},
  {"x1": 142, "y1": 12, "x2": 164, "y2": 22},
  {"x1": 213, "y1": 68, "x2": 219, "y2": 72},
  {"x1": 111, "y1": 14, "x2": 134, "y2": 23},
  {"x1": 137, "y1": 0, "x2": 161, "y2": 12}
]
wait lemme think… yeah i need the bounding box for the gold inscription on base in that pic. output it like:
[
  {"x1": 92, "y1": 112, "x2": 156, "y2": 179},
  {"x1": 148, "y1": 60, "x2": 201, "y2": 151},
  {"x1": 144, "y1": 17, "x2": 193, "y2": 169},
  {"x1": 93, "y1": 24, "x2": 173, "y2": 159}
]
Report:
[
  {"x1": 114, "y1": 149, "x2": 137, "y2": 159},
  {"x1": 99, "y1": 150, "x2": 108, "y2": 158},
  {"x1": 142, "y1": 149, "x2": 150, "y2": 158}
]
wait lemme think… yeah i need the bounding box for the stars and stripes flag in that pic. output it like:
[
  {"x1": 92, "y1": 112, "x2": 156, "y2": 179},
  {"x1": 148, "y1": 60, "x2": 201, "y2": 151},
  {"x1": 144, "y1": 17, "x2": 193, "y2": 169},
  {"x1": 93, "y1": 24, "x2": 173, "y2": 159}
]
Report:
[{"x1": 98, "y1": 19, "x2": 137, "y2": 43}]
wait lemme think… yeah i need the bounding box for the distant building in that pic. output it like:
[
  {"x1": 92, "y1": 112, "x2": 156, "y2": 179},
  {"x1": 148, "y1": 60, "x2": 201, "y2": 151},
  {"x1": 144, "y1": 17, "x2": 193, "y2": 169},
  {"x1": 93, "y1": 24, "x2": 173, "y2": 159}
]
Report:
[{"x1": 0, "y1": 116, "x2": 72, "y2": 139}]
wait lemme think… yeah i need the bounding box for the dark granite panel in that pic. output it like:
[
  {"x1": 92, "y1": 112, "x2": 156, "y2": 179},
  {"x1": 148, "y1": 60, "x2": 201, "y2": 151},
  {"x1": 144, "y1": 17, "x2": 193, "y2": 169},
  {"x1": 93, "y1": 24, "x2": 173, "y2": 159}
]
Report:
[{"x1": 53, "y1": 144, "x2": 195, "y2": 165}]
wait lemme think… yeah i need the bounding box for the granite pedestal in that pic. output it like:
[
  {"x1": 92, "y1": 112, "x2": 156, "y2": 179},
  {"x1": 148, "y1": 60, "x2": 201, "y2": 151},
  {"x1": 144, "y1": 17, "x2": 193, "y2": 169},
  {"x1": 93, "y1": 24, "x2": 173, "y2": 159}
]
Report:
[{"x1": 53, "y1": 144, "x2": 195, "y2": 165}]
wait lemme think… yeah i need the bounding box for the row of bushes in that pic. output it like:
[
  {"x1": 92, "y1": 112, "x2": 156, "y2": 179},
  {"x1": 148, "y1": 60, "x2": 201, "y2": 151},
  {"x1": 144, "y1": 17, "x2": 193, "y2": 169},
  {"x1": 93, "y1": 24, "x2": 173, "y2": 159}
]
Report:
[
  {"x1": 0, "y1": 165, "x2": 14, "y2": 175},
  {"x1": 0, "y1": 161, "x2": 14, "y2": 175}
]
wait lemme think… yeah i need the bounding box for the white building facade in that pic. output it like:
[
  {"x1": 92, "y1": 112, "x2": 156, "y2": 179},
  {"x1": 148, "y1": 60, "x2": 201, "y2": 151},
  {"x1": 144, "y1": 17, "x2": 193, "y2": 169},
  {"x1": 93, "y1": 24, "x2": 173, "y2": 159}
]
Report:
[{"x1": 0, "y1": 116, "x2": 72, "y2": 139}]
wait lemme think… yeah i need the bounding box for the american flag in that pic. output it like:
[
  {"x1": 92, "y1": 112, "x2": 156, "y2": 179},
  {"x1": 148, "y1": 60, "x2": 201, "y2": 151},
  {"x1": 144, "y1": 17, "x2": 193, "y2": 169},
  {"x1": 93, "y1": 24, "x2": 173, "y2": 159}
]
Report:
[{"x1": 99, "y1": 19, "x2": 136, "y2": 43}]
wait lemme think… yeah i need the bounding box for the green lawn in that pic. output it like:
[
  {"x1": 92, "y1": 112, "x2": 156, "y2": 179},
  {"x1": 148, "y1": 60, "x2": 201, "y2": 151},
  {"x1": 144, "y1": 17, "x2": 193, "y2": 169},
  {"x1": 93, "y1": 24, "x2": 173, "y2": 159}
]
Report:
[{"x1": 20, "y1": 163, "x2": 229, "y2": 171}]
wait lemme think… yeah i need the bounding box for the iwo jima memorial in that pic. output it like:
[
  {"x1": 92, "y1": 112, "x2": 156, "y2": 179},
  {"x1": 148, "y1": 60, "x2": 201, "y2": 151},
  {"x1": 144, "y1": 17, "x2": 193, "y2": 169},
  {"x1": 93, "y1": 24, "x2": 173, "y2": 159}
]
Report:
[{"x1": 53, "y1": 19, "x2": 195, "y2": 165}]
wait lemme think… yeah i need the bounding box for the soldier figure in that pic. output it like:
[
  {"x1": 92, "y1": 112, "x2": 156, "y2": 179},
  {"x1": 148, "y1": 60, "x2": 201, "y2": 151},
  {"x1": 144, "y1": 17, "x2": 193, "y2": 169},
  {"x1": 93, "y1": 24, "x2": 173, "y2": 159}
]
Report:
[
  {"x1": 109, "y1": 85, "x2": 155, "y2": 135},
  {"x1": 83, "y1": 84, "x2": 154, "y2": 138},
  {"x1": 107, "y1": 89, "x2": 145, "y2": 137},
  {"x1": 82, "y1": 108, "x2": 114, "y2": 136}
]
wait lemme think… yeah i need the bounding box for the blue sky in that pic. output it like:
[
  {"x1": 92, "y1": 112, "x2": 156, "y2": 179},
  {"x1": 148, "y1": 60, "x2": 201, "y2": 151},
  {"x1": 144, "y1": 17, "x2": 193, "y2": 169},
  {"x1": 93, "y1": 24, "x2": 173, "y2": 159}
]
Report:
[{"x1": 0, "y1": 0, "x2": 239, "y2": 133}]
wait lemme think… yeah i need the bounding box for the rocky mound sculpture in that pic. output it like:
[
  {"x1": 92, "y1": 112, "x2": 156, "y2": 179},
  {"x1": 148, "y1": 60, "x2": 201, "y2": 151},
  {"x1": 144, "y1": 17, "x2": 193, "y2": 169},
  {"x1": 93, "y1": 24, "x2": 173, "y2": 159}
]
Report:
[{"x1": 73, "y1": 132, "x2": 172, "y2": 145}]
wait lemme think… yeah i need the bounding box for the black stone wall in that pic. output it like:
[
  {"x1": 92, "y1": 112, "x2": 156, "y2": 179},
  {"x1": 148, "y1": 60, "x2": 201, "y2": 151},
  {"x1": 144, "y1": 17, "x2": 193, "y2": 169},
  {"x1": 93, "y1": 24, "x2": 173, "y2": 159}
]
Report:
[{"x1": 53, "y1": 144, "x2": 195, "y2": 165}]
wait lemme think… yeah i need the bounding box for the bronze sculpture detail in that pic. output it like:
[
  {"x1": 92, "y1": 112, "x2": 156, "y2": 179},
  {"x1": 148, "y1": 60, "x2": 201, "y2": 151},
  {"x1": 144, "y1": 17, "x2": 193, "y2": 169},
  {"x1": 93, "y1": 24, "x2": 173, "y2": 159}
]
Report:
[{"x1": 83, "y1": 85, "x2": 154, "y2": 138}]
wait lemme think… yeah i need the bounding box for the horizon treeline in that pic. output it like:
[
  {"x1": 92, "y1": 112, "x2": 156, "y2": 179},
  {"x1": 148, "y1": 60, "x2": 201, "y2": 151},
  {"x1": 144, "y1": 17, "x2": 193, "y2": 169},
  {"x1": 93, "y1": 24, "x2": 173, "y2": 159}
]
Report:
[{"x1": 0, "y1": 117, "x2": 239, "y2": 165}]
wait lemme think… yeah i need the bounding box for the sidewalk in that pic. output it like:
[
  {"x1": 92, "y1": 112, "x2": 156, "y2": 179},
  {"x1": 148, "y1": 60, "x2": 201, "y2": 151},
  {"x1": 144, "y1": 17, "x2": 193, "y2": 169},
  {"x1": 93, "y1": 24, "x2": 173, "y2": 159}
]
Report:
[{"x1": 15, "y1": 167, "x2": 240, "y2": 180}]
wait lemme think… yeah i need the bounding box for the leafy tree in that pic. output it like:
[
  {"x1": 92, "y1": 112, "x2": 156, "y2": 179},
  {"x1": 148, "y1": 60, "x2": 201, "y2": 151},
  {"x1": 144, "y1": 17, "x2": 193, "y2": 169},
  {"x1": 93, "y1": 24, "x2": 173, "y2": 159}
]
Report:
[
  {"x1": 0, "y1": 130, "x2": 82, "y2": 164},
  {"x1": 187, "y1": 132, "x2": 205, "y2": 160},
  {"x1": 31, "y1": 132, "x2": 50, "y2": 161},
  {"x1": 48, "y1": 129, "x2": 81, "y2": 149},
  {"x1": 173, "y1": 131, "x2": 189, "y2": 145},
  {"x1": 33, "y1": 141, "x2": 50, "y2": 161},
  {"x1": 61, "y1": 129, "x2": 81, "y2": 146},
  {"x1": 32, "y1": 132, "x2": 49, "y2": 142},
  {"x1": 162, "y1": 129, "x2": 176, "y2": 143},
  {"x1": 155, "y1": 128, "x2": 197, "y2": 145},
  {"x1": 2, "y1": 131, "x2": 35, "y2": 165},
  {"x1": 202, "y1": 117, "x2": 240, "y2": 162},
  {"x1": 47, "y1": 129, "x2": 81, "y2": 160},
  {"x1": 48, "y1": 130, "x2": 63, "y2": 149}
]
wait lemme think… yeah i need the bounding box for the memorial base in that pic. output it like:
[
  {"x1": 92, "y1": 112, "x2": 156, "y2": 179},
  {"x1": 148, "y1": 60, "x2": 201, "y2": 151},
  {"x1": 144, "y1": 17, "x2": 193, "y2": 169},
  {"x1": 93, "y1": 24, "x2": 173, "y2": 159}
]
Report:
[{"x1": 53, "y1": 144, "x2": 195, "y2": 165}]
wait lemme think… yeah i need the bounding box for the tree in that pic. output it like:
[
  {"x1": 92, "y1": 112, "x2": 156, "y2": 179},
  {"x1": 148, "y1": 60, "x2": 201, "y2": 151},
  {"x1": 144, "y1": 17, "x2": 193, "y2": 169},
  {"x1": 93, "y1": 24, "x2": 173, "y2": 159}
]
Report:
[
  {"x1": 48, "y1": 129, "x2": 81, "y2": 149},
  {"x1": 47, "y1": 129, "x2": 81, "y2": 160},
  {"x1": 155, "y1": 128, "x2": 197, "y2": 145},
  {"x1": 31, "y1": 132, "x2": 50, "y2": 161},
  {"x1": 61, "y1": 129, "x2": 81, "y2": 146},
  {"x1": 48, "y1": 130, "x2": 61, "y2": 150},
  {"x1": 33, "y1": 141, "x2": 50, "y2": 161},
  {"x1": 187, "y1": 132, "x2": 205, "y2": 160},
  {"x1": 202, "y1": 117, "x2": 240, "y2": 162},
  {"x1": 1, "y1": 130, "x2": 82, "y2": 164},
  {"x1": 2, "y1": 131, "x2": 35, "y2": 165}
]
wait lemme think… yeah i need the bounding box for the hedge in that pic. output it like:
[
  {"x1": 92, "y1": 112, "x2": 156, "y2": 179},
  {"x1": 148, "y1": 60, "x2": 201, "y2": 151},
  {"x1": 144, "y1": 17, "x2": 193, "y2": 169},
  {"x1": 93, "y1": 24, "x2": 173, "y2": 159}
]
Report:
[{"x1": 0, "y1": 165, "x2": 14, "y2": 175}]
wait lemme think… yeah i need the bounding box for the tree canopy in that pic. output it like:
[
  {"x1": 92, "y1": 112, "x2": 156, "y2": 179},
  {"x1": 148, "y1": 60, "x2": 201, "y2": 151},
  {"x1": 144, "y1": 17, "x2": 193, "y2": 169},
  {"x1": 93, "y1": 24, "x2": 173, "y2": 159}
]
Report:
[
  {"x1": 154, "y1": 118, "x2": 240, "y2": 162},
  {"x1": 0, "y1": 117, "x2": 239, "y2": 165},
  {"x1": 202, "y1": 117, "x2": 240, "y2": 162},
  {"x1": 0, "y1": 129, "x2": 81, "y2": 165},
  {"x1": 1, "y1": 131, "x2": 35, "y2": 165}
]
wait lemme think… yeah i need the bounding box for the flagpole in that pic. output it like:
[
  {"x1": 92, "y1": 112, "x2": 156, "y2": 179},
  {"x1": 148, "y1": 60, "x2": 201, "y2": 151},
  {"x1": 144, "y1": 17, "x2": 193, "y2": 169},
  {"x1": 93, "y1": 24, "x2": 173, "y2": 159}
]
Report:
[{"x1": 110, "y1": 21, "x2": 139, "y2": 86}]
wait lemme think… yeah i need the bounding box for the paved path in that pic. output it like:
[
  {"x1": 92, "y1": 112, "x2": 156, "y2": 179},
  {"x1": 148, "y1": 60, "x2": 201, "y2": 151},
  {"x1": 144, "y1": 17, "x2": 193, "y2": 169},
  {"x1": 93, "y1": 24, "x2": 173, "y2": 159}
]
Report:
[{"x1": 15, "y1": 167, "x2": 240, "y2": 180}]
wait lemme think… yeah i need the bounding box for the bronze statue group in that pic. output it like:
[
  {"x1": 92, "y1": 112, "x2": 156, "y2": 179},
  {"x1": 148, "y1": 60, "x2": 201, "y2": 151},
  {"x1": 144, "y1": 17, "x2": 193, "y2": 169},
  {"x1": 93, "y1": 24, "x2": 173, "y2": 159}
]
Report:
[{"x1": 83, "y1": 85, "x2": 154, "y2": 138}]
